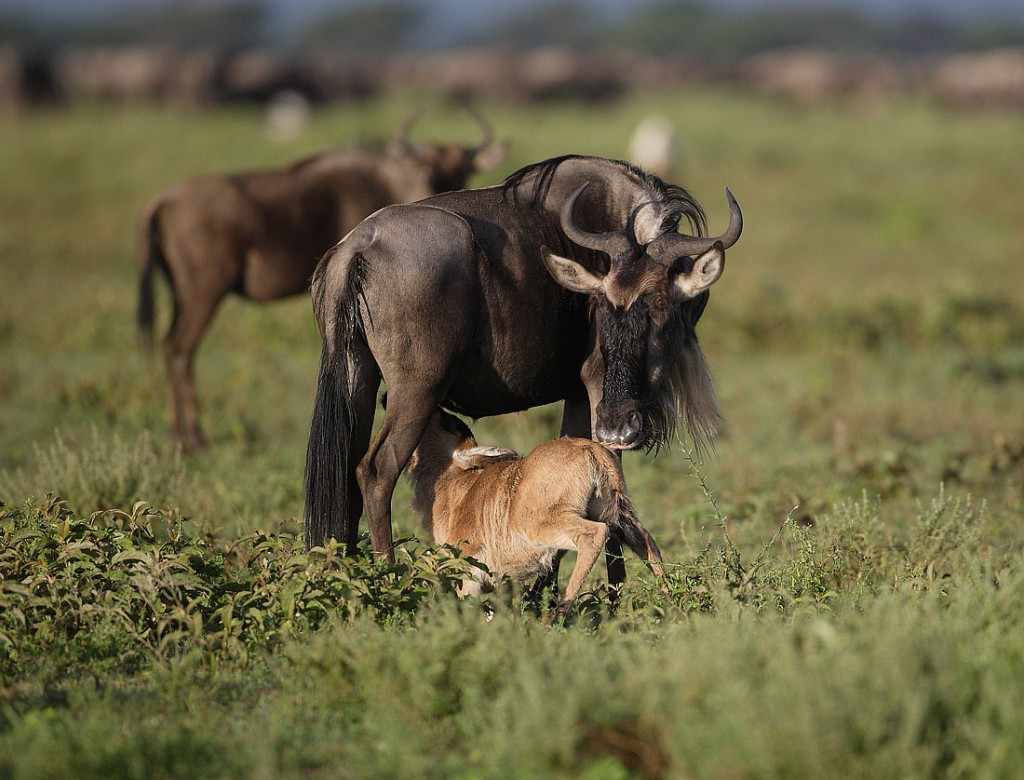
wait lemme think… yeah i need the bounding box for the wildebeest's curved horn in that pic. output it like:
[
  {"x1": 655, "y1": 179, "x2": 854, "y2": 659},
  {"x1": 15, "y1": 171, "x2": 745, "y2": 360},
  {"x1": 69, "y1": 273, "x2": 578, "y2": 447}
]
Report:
[
  {"x1": 560, "y1": 183, "x2": 637, "y2": 259},
  {"x1": 392, "y1": 108, "x2": 423, "y2": 148},
  {"x1": 649, "y1": 187, "x2": 743, "y2": 263},
  {"x1": 462, "y1": 106, "x2": 494, "y2": 152}
]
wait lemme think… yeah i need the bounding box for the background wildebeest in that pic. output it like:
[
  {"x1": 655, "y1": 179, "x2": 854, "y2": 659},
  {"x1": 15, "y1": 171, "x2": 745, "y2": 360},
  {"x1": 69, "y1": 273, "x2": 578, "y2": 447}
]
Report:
[
  {"x1": 305, "y1": 154, "x2": 742, "y2": 564},
  {"x1": 137, "y1": 111, "x2": 507, "y2": 451},
  {"x1": 408, "y1": 406, "x2": 667, "y2": 619}
]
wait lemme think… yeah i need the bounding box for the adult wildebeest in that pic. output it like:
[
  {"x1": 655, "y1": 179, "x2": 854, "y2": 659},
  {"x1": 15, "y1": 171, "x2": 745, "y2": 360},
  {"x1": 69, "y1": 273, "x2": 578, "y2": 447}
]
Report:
[
  {"x1": 305, "y1": 154, "x2": 742, "y2": 564},
  {"x1": 137, "y1": 112, "x2": 507, "y2": 451},
  {"x1": 408, "y1": 406, "x2": 667, "y2": 619}
]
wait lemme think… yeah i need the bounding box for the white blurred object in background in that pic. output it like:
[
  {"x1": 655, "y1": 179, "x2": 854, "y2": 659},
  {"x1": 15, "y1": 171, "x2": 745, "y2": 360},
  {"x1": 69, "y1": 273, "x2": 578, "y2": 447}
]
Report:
[
  {"x1": 265, "y1": 89, "x2": 311, "y2": 141},
  {"x1": 628, "y1": 114, "x2": 679, "y2": 183}
]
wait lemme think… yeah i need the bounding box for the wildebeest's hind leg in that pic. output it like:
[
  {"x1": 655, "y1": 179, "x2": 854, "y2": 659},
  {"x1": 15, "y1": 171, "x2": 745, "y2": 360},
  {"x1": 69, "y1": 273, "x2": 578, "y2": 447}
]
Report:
[
  {"x1": 526, "y1": 512, "x2": 610, "y2": 623},
  {"x1": 304, "y1": 318, "x2": 381, "y2": 553},
  {"x1": 163, "y1": 292, "x2": 224, "y2": 452},
  {"x1": 341, "y1": 338, "x2": 381, "y2": 555},
  {"x1": 342, "y1": 202, "x2": 480, "y2": 562},
  {"x1": 552, "y1": 399, "x2": 628, "y2": 598},
  {"x1": 356, "y1": 388, "x2": 441, "y2": 562}
]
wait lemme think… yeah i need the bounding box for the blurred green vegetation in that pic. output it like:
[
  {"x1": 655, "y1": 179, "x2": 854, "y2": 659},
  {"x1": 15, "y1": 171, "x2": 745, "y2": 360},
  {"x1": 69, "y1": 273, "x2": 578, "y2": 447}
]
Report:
[{"x1": 1, "y1": 89, "x2": 1023, "y2": 776}]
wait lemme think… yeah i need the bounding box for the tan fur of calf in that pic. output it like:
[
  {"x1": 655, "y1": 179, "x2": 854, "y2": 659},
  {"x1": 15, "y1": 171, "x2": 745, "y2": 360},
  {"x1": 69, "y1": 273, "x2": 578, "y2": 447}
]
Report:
[{"x1": 407, "y1": 409, "x2": 667, "y2": 615}]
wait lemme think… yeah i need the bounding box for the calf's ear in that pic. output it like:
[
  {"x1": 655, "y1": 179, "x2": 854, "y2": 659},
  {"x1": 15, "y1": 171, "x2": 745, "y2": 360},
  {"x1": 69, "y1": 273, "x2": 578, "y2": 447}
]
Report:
[
  {"x1": 453, "y1": 446, "x2": 517, "y2": 471},
  {"x1": 542, "y1": 249, "x2": 606, "y2": 294},
  {"x1": 671, "y1": 241, "x2": 724, "y2": 302}
]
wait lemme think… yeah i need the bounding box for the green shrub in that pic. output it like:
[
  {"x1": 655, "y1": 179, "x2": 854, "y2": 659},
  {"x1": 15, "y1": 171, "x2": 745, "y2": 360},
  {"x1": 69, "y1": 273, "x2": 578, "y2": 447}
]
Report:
[
  {"x1": 0, "y1": 427, "x2": 186, "y2": 515},
  {"x1": 0, "y1": 496, "x2": 483, "y2": 681}
]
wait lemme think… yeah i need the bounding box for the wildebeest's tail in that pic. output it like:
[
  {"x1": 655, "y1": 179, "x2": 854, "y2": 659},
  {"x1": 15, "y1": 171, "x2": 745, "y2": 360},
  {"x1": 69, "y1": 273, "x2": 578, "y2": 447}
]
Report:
[
  {"x1": 137, "y1": 201, "x2": 166, "y2": 349},
  {"x1": 304, "y1": 242, "x2": 372, "y2": 551}
]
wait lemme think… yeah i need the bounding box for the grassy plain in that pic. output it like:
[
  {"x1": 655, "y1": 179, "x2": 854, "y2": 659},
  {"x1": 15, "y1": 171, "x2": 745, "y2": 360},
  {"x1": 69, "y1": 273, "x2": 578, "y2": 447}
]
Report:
[{"x1": 1, "y1": 88, "x2": 1023, "y2": 778}]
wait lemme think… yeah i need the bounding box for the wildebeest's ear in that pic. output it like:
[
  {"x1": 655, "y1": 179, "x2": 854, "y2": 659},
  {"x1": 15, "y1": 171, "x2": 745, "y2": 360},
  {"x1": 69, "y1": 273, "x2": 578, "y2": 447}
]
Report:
[
  {"x1": 671, "y1": 241, "x2": 724, "y2": 302},
  {"x1": 473, "y1": 141, "x2": 508, "y2": 172},
  {"x1": 542, "y1": 249, "x2": 605, "y2": 294},
  {"x1": 453, "y1": 446, "x2": 518, "y2": 470}
]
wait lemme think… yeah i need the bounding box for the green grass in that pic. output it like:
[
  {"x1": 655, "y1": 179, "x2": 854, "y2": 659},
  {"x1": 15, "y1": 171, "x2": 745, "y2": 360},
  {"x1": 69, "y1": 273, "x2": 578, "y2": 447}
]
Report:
[{"x1": 1, "y1": 88, "x2": 1023, "y2": 777}]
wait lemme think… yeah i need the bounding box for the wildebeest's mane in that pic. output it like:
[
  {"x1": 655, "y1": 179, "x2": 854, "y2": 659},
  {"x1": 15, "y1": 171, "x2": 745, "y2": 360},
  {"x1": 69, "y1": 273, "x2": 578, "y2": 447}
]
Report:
[
  {"x1": 285, "y1": 147, "x2": 338, "y2": 173},
  {"x1": 659, "y1": 182, "x2": 707, "y2": 239},
  {"x1": 500, "y1": 154, "x2": 707, "y2": 238},
  {"x1": 646, "y1": 308, "x2": 720, "y2": 459},
  {"x1": 501, "y1": 154, "x2": 580, "y2": 208}
]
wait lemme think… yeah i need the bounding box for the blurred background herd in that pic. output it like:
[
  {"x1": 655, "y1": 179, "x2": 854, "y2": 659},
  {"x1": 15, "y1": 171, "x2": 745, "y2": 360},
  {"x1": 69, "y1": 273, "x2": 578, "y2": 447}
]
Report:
[{"x1": 2, "y1": 0, "x2": 1024, "y2": 113}]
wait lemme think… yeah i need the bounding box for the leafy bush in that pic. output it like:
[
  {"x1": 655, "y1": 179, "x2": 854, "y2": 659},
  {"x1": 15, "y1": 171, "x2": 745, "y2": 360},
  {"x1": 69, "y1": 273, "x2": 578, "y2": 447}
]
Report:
[
  {"x1": 1, "y1": 489, "x2": 1022, "y2": 778},
  {"x1": 0, "y1": 495, "x2": 480, "y2": 679}
]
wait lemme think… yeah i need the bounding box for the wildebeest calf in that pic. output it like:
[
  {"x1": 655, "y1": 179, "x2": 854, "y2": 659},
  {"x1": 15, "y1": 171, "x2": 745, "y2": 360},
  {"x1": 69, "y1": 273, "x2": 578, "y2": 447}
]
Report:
[{"x1": 406, "y1": 408, "x2": 667, "y2": 617}]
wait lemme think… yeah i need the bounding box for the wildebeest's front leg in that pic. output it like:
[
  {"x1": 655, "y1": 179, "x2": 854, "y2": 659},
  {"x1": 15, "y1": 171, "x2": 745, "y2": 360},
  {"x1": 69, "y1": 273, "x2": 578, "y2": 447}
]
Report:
[{"x1": 604, "y1": 535, "x2": 626, "y2": 609}]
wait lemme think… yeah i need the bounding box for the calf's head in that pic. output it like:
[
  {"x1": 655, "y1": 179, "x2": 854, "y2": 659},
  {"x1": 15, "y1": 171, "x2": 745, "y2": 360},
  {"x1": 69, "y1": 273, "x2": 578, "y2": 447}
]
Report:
[
  {"x1": 410, "y1": 408, "x2": 517, "y2": 481},
  {"x1": 544, "y1": 183, "x2": 742, "y2": 452}
]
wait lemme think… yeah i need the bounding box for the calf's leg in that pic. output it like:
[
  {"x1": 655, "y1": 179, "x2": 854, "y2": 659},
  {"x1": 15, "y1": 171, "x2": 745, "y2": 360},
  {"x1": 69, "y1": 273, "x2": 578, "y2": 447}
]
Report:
[
  {"x1": 526, "y1": 513, "x2": 609, "y2": 622},
  {"x1": 547, "y1": 399, "x2": 626, "y2": 597}
]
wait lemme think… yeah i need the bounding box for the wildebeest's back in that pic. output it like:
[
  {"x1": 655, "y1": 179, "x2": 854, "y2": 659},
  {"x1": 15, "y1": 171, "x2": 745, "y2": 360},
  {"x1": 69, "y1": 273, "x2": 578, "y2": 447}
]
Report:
[
  {"x1": 234, "y1": 157, "x2": 431, "y2": 300},
  {"x1": 148, "y1": 177, "x2": 263, "y2": 297},
  {"x1": 421, "y1": 155, "x2": 673, "y2": 254},
  {"x1": 510, "y1": 437, "x2": 614, "y2": 520},
  {"x1": 315, "y1": 203, "x2": 486, "y2": 382}
]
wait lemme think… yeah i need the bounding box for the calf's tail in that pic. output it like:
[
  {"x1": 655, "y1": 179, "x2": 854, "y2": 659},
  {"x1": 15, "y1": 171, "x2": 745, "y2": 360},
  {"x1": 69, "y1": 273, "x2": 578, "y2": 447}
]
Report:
[{"x1": 594, "y1": 451, "x2": 666, "y2": 577}]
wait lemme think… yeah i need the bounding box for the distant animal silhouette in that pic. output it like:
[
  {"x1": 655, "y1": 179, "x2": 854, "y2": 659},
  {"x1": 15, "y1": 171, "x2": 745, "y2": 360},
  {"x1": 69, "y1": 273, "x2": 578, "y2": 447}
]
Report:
[{"x1": 139, "y1": 112, "x2": 506, "y2": 450}]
